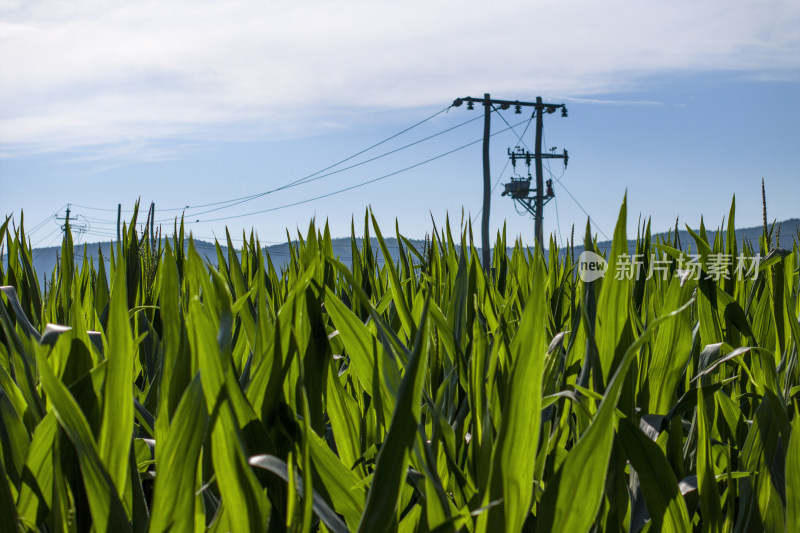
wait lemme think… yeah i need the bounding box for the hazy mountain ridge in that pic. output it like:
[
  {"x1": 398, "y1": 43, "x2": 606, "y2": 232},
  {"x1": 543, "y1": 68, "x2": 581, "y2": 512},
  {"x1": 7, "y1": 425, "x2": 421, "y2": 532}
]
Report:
[
  {"x1": 575, "y1": 218, "x2": 799, "y2": 258},
  {"x1": 19, "y1": 236, "x2": 428, "y2": 281},
  {"x1": 9, "y1": 219, "x2": 799, "y2": 280}
]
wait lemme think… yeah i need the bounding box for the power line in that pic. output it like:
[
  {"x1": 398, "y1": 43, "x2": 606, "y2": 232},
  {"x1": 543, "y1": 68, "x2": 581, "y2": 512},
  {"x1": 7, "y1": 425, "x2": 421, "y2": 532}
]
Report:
[
  {"x1": 193, "y1": 117, "x2": 532, "y2": 224},
  {"x1": 10, "y1": 204, "x2": 68, "y2": 239},
  {"x1": 553, "y1": 194, "x2": 564, "y2": 247},
  {"x1": 537, "y1": 130, "x2": 606, "y2": 241},
  {"x1": 70, "y1": 203, "x2": 149, "y2": 214},
  {"x1": 32, "y1": 228, "x2": 64, "y2": 259},
  {"x1": 32, "y1": 227, "x2": 61, "y2": 248},
  {"x1": 27, "y1": 205, "x2": 67, "y2": 235},
  {"x1": 492, "y1": 105, "x2": 535, "y2": 152},
  {"x1": 82, "y1": 216, "x2": 120, "y2": 224},
  {"x1": 552, "y1": 180, "x2": 610, "y2": 241},
  {"x1": 185, "y1": 104, "x2": 455, "y2": 210},
  {"x1": 472, "y1": 156, "x2": 512, "y2": 224},
  {"x1": 72, "y1": 105, "x2": 455, "y2": 217},
  {"x1": 156, "y1": 110, "x2": 483, "y2": 222}
]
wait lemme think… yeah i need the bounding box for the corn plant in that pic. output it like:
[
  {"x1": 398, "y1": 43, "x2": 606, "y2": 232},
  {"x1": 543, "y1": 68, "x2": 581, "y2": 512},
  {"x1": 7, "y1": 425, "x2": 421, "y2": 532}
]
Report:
[{"x1": 0, "y1": 196, "x2": 798, "y2": 532}]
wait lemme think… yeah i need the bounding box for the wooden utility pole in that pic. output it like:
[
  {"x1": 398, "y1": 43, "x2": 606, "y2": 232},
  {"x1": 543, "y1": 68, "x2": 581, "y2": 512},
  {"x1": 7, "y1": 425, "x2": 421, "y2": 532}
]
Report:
[
  {"x1": 117, "y1": 203, "x2": 122, "y2": 242},
  {"x1": 481, "y1": 93, "x2": 492, "y2": 272},
  {"x1": 534, "y1": 97, "x2": 545, "y2": 246}
]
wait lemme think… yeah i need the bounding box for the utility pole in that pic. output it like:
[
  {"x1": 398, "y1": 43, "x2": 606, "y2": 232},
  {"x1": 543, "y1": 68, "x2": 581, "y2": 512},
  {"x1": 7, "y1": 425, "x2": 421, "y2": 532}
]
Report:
[
  {"x1": 534, "y1": 97, "x2": 545, "y2": 245},
  {"x1": 454, "y1": 95, "x2": 568, "y2": 257},
  {"x1": 148, "y1": 202, "x2": 155, "y2": 246},
  {"x1": 61, "y1": 205, "x2": 71, "y2": 234},
  {"x1": 55, "y1": 203, "x2": 87, "y2": 241},
  {"x1": 481, "y1": 93, "x2": 492, "y2": 271},
  {"x1": 117, "y1": 203, "x2": 122, "y2": 242}
]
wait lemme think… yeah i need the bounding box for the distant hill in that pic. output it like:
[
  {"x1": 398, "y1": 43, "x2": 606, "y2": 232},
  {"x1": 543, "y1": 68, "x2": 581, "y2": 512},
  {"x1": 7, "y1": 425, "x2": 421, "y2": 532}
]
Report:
[
  {"x1": 10, "y1": 219, "x2": 799, "y2": 281},
  {"x1": 20, "y1": 236, "x2": 429, "y2": 282},
  {"x1": 574, "y1": 218, "x2": 799, "y2": 258}
]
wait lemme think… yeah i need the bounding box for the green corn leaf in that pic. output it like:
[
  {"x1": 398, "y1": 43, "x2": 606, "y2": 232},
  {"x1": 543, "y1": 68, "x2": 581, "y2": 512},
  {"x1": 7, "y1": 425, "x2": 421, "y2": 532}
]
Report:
[
  {"x1": 97, "y1": 251, "x2": 134, "y2": 499},
  {"x1": 479, "y1": 243, "x2": 548, "y2": 531},
  {"x1": 36, "y1": 347, "x2": 131, "y2": 532},
  {"x1": 787, "y1": 408, "x2": 800, "y2": 532},
  {"x1": 323, "y1": 285, "x2": 376, "y2": 398},
  {"x1": 696, "y1": 385, "x2": 723, "y2": 533},
  {"x1": 618, "y1": 417, "x2": 692, "y2": 532},
  {"x1": 304, "y1": 417, "x2": 366, "y2": 530},
  {"x1": 0, "y1": 453, "x2": 20, "y2": 532},
  {"x1": 249, "y1": 454, "x2": 349, "y2": 533},
  {"x1": 593, "y1": 194, "x2": 632, "y2": 388},
  {"x1": 357, "y1": 299, "x2": 430, "y2": 533},
  {"x1": 325, "y1": 357, "x2": 363, "y2": 472},
  {"x1": 15, "y1": 413, "x2": 58, "y2": 529},
  {"x1": 538, "y1": 296, "x2": 694, "y2": 533},
  {"x1": 370, "y1": 210, "x2": 415, "y2": 340},
  {"x1": 149, "y1": 374, "x2": 208, "y2": 533}
]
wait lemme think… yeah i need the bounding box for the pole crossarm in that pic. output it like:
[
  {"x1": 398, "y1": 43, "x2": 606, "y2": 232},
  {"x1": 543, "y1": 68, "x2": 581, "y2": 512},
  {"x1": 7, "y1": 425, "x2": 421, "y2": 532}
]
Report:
[{"x1": 453, "y1": 96, "x2": 567, "y2": 111}]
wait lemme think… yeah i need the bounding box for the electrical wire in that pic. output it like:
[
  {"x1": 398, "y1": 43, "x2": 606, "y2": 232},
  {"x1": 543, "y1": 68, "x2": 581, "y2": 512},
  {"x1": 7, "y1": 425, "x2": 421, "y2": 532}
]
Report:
[
  {"x1": 540, "y1": 128, "x2": 569, "y2": 243},
  {"x1": 32, "y1": 227, "x2": 61, "y2": 248},
  {"x1": 553, "y1": 194, "x2": 564, "y2": 247},
  {"x1": 552, "y1": 180, "x2": 610, "y2": 241},
  {"x1": 471, "y1": 156, "x2": 512, "y2": 224},
  {"x1": 193, "y1": 117, "x2": 532, "y2": 224},
  {"x1": 82, "y1": 216, "x2": 120, "y2": 225},
  {"x1": 156, "y1": 111, "x2": 483, "y2": 222},
  {"x1": 32, "y1": 228, "x2": 64, "y2": 260},
  {"x1": 14, "y1": 204, "x2": 67, "y2": 238},
  {"x1": 492, "y1": 105, "x2": 535, "y2": 152},
  {"x1": 70, "y1": 105, "x2": 455, "y2": 216},
  {"x1": 70, "y1": 203, "x2": 136, "y2": 213},
  {"x1": 63, "y1": 108, "x2": 533, "y2": 234},
  {"x1": 189, "y1": 104, "x2": 455, "y2": 207},
  {"x1": 542, "y1": 124, "x2": 607, "y2": 240},
  {"x1": 27, "y1": 205, "x2": 66, "y2": 235},
  {"x1": 539, "y1": 140, "x2": 609, "y2": 241}
]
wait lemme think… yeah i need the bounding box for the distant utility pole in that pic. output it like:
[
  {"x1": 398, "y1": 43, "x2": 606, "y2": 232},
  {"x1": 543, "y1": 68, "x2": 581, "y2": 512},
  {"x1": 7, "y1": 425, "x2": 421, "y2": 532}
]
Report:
[
  {"x1": 148, "y1": 202, "x2": 155, "y2": 246},
  {"x1": 117, "y1": 203, "x2": 122, "y2": 242},
  {"x1": 59, "y1": 204, "x2": 71, "y2": 234},
  {"x1": 56, "y1": 203, "x2": 87, "y2": 240},
  {"x1": 453, "y1": 95, "x2": 568, "y2": 254}
]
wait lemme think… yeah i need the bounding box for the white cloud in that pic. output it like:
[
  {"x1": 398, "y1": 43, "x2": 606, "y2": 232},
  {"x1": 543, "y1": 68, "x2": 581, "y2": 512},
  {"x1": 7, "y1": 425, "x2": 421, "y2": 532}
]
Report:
[
  {"x1": 563, "y1": 97, "x2": 664, "y2": 106},
  {"x1": 1, "y1": 0, "x2": 798, "y2": 156}
]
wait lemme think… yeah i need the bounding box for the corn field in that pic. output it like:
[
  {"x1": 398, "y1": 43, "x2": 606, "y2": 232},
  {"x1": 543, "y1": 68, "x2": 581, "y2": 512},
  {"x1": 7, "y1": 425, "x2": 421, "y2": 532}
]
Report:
[{"x1": 1, "y1": 197, "x2": 798, "y2": 532}]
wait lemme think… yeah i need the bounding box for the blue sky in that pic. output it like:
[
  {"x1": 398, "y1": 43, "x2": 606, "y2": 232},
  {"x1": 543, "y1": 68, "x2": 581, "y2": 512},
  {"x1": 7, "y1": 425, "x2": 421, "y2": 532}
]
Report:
[{"x1": 1, "y1": 0, "x2": 798, "y2": 249}]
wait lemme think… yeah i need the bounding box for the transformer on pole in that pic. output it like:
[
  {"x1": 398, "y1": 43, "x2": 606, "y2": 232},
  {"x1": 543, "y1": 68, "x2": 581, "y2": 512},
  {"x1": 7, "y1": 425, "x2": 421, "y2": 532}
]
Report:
[{"x1": 502, "y1": 144, "x2": 568, "y2": 239}]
